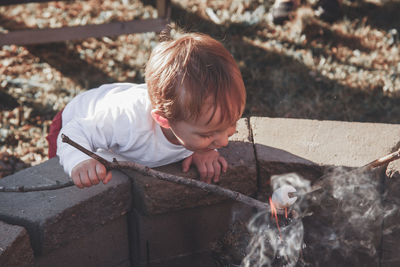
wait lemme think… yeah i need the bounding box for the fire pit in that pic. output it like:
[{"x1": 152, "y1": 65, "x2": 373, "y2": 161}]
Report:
[
  {"x1": 57, "y1": 134, "x2": 399, "y2": 266},
  {"x1": 212, "y1": 148, "x2": 400, "y2": 267}
]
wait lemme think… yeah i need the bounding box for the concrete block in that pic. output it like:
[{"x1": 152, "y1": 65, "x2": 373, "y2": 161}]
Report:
[
  {"x1": 381, "y1": 207, "x2": 400, "y2": 266},
  {"x1": 130, "y1": 200, "x2": 253, "y2": 266},
  {"x1": 135, "y1": 251, "x2": 218, "y2": 267},
  {"x1": 250, "y1": 117, "x2": 400, "y2": 193},
  {"x1": 129, "y1": 118, "x2": 257, "y2": 215},
  {"x1": 0, "y1": 220, "x2": 34, "y2": 267},
  {"x1": 382, "y1": 146, "x2": 400, "y2": 266},
  {"x1": 251, "y1": 117, "x2": 400, "y2": 167},
  {"x1": 35, "y1": 216, "x2": 130, "y2": 267},
  {"x1": 0, "y1": 157, "x2": 132, "y2": 256}
]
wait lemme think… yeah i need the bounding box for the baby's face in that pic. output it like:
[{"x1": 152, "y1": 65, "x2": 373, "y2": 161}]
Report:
[{"x1": 169, "y1": 106, "x2": 237, "y2": 152}]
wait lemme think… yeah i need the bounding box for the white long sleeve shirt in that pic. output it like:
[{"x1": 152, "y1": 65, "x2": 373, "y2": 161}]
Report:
[{"x1": 56, "y1": 83, "x2": 193, "y2": 176}]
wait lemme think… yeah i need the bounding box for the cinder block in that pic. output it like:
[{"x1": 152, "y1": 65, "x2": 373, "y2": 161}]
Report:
[
  {"x1": 35, "y1": 216, "x2": 130, "y2": 267},
  {"x1": 251, "y1": 117, "x2": 400, "y2": 166},
  {"x1": 382, "y1": 148, "x2": 400, "y2": 266},
  {"x1": 135, "y1": 251, "x2": 218, "y2": 267},
  {"x1": 381, "y1": 208, "x2": 400, "y2": 266},
  {"x1": 129, "y1": 201, "x2": 254, "y2": 266},
  {"x1": 0, "y1": 220, "x2": 34, "y2": 267},
  {"x1": 0, "y1": 158, "x2": 132, "y2": 257}
]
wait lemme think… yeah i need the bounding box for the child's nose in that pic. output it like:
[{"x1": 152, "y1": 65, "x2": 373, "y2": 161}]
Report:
[
  {"x1": 213, "y1": 133, "x2": 229, "y2": 148},
  {"x1": 228, "y1": 125, "x2": 236, "y2": 137}
]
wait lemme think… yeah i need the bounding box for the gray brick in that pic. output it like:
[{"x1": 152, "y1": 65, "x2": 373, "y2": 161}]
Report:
[
  {"x1": 0, "y1": 220, "x2": 34, "y2": 267},
  {"x1": 0, "y1": 157, "x2": 132, "y2": 256}
]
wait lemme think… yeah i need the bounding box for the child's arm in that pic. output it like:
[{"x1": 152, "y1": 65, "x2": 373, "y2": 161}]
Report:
[
  {"x1": 182, "y1": 149, "x2": 228, "y2": 184},
  {"x1": 57, "y1": 108, "x2": 135, "y2": 187}
]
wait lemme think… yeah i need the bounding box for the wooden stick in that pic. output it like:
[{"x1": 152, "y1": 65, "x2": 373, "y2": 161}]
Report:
[
  {"x1": 362, "y1": 148, "x2": 400, "y2": 170},
  {"x1": 60, "y1": 134, "x2": 270, "y2": 211},
  {"x1": 2, "y1": 134, "x2": 270, "y2": 213},
  {"x1": 0, "y1": 180, "x2": 74, "y2": 192},
  {"x1": 291, "y1": 147, "x2": 400, "y2": 198},
  {"x1": 60, "y1": 134, "x2": 112, "y2": 168}
]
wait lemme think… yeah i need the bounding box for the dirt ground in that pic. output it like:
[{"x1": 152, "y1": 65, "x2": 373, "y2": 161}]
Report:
[{"x1": 1, "y1": 0, "x2": 400, "y2": 177}]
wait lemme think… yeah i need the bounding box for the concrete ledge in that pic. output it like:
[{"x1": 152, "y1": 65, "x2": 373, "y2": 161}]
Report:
[
  {"x1": 251, "y1": 117, "x2": 400, "y2": 194},
  {"x1": 251, "y1": 117, "x2": 400, "y2": 167},
  {"x1": 0, "y1": 157, "x2": 132, "y2": 257},
  {"x1": 0, "y1": 221, "x2": 34, "y2": 267}
]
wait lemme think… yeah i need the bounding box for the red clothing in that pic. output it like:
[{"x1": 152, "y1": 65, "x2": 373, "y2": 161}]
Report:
[{"x1": 46, "y1": 109, "x2": 63, "y2": 158}]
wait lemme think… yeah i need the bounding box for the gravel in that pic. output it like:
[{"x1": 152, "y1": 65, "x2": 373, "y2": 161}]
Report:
[{"x1": 1, "y1": 0, "x2": 400, "y2": 178}]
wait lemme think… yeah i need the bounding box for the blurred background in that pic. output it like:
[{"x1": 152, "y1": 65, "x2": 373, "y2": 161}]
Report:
[{"x1": 1, "y1": 0, "x2": 399, "y2": 177}]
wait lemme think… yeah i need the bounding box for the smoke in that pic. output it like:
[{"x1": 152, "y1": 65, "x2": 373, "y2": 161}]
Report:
[
  {"x1": 241, "y1": 169, "x2": 397, "y2": 266},
  {"x1": 304, "y1": 166, "x2": 396, "y2": 265},
  {"x1": 243, "y1": 211, "x2": 304, "y2": 267},
  {"x1": 242, "y1": 173, "x2": 310, "y2": 267}
]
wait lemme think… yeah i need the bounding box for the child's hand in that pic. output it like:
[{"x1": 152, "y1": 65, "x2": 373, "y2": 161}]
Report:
[
  {"x1": 182, "y1": 150, "x2": 228, "y2": 184},
  {"x1": 71, "y1": 159, "x2": 112, "y2": 188}
]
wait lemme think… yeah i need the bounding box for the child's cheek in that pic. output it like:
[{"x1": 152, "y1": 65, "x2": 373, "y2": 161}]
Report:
[{"x1": 191, "y1": 138, "x2": 209, "y2": 150}]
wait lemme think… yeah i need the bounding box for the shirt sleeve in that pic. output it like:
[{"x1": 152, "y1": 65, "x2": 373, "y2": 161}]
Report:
[{"x1": 56, "y1": 106, "x2": 137, "y2": 176}]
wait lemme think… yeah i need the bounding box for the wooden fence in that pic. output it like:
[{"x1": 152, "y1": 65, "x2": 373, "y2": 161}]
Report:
[{"x1": 0, "y1": 0, "x2": 170, "y2": 46}]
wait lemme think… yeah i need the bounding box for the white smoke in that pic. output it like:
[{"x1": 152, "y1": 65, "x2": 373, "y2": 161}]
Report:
[
  {"x1": 242, "y1": 173, "x2": 309, "y2": 267},
  {"x1": 241, "y1": 169, "x2": 397, "y2": 266}
]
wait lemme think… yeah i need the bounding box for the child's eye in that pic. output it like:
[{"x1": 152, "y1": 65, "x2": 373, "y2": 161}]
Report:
[{"x1": 199, "y1": 134, "x2": 212, "y2": 138}]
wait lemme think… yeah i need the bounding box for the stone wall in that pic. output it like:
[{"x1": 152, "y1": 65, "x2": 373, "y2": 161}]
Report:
[{"x1": 0, "y1": 117, "x2": 399, "y2": 266}]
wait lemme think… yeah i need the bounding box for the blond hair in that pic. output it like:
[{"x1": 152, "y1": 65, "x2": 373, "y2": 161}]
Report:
[{"x1": 145, "y1": 32, "x2": 246, "y2": 125}]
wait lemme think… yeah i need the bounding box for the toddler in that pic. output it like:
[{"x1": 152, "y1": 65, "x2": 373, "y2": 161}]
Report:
[{"x1": 49, "y1": 31, "x2": 246, "y2": 188}]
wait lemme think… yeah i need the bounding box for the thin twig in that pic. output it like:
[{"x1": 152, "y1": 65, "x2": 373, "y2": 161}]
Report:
[
  {"x1": 362, "y1": 148, "x2": 400, "y2": 170},
  {"x1": 0, "y1": 180, "x2": 74, "y2": 192},
  {"x1": 60, "y1": 134, "x2": 112, "y2": 168},
  {"x1": 61, "y1": 134, "x2": 270, "y2": 211},
  {"x1": 291, "y1": 147, "x2": 400, "y2": 197},
  {"x1": 113, "y1": 160, "x2": 269, "y2": 210},
  {"x1": 0, "y1": 134, "x2": 272, "y2": 212}
]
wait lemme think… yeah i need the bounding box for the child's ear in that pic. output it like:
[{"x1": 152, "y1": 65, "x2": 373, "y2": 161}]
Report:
[{"x1": 151, "y1": 109, "x2": 171, "y2": 128}]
